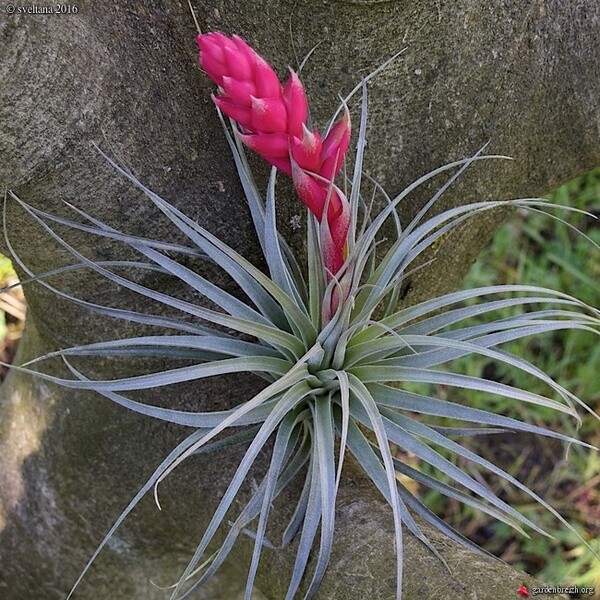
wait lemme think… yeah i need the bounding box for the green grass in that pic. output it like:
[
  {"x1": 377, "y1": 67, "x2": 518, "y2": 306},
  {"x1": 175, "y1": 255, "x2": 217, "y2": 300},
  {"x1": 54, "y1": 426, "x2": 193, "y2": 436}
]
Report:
[
  {"x1": 412, "y1": 167, "x2": 600, "y2": 591},
  {"x1": 0, "y1": 255, "x2": 21, "y2": 343},
  {"x1": 0, "y1": 252, "x2": 27, "y2": 382},
  {"x1": 0, "y1": 255, "x2": 16, "y2": 282}
]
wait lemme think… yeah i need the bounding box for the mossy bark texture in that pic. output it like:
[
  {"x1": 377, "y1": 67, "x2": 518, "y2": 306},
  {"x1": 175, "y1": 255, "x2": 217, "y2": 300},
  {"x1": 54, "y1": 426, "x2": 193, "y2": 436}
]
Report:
[{"x1": 0, "y1": 1, "x2": 597, "y2": 599}]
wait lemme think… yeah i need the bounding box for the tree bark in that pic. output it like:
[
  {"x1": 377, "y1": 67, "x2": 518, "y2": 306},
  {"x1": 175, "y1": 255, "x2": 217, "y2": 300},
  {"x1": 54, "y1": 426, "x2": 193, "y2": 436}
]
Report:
[{"x1": 1, "y1": 1, "x2": 597, "y2": 598}]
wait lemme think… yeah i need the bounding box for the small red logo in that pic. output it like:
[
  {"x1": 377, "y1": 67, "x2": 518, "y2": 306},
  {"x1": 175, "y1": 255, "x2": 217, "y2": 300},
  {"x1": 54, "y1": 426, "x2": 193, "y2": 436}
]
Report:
[{"x1": 517, "y1": 584, "x2": 530, "y2": 597}]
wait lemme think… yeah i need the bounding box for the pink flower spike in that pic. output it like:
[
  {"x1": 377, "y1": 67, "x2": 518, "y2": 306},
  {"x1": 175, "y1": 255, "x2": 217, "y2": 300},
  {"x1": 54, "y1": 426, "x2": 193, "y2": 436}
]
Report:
[
  {"x1": 198, "y1": 31, "x2": 352, "y2": 282},
  {"x1": 283, "y1": 69, "x2": 309, "y2": 137}
]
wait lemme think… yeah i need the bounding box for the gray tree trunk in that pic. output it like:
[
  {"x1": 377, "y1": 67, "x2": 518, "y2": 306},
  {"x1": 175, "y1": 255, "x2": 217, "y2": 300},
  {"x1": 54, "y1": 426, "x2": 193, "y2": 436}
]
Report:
[{"x1": 1, "y1": 1, "x2": 597, "y2": 598}]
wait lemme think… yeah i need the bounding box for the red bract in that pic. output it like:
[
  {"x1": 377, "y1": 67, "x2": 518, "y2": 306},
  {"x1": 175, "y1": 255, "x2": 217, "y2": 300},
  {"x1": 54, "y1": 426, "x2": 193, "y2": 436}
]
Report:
[{"x1": 198, "y1": 32, "x2": 352, "y2": 296}]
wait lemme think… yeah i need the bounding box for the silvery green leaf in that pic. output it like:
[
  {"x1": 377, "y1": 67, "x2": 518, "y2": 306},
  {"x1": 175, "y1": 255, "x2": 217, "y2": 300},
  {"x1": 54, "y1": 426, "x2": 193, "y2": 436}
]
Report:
[
  {"x1": 368, "y1": 383, "x2": 596, "y2": 450},
  {"x1": 352, "y1": 364, "x2": 576, "y2": 416}
]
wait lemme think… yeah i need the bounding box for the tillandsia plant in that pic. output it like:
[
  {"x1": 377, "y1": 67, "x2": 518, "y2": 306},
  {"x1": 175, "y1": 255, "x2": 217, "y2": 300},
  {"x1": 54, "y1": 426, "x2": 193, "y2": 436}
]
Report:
[{"x1": 4, "y1": 32, "x2": 600, "y2": 600}]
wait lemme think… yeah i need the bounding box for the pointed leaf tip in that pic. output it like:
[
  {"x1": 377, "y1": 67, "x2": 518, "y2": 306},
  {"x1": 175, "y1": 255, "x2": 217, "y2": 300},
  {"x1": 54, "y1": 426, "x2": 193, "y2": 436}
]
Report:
[
  {"x1": 321, "y1": 106, "x2": 351, "y2": 180},
  {"x1": 283, "y1": 68, "x2": 309, "y2": 138}
]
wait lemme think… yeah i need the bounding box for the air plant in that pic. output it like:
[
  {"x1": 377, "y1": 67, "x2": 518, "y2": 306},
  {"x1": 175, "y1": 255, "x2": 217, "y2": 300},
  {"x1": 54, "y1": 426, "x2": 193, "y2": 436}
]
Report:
[{"x1": 4, "y1": 32, "x2": 600, "y2": 600}]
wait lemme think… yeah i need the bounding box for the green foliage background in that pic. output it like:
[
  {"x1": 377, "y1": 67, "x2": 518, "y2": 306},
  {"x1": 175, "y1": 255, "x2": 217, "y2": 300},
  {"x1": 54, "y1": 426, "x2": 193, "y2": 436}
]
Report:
[{"x1": 409, "y1": 168, "x2": 600, "y2": 592}]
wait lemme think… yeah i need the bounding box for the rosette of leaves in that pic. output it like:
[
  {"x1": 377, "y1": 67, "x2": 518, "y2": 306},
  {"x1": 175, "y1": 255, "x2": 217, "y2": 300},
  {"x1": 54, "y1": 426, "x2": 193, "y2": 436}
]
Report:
[{"x1": 5, "y1": 83, "x2": 600, "y2": 600}]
